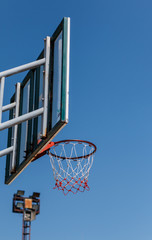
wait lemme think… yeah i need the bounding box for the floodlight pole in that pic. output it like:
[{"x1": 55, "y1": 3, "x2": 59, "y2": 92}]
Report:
[
  {"x1": 12, "y1": 191, "x2": 40, "y2": 240},
  {"x1": 22, "y1": 215, "x2": 31, "y2": 240}
]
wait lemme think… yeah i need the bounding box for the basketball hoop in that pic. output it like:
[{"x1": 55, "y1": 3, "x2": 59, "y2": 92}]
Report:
[{"x1": 48, "y1": 140, "x2": 97, "y2": 195}]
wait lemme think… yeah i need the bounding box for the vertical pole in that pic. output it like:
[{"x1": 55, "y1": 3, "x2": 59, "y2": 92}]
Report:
[
  {"x1": 29, "y1": 221, "x2": 31, "y2": 240},
  {"x1": 42, "y1": 36, "x2": 50, "y2": 137},
  {"x1": 22, "y1": 212, "x2": 24, "y2": 240},
  {"x1": 11, "y1": 83, "x2": 21, "y2": 172},
  {"x1": 22, "y1": 211, "x2": 31, "y2": 240},
  {"x1": 0, "y1": 77, "x2": 5, "y2": 123}
]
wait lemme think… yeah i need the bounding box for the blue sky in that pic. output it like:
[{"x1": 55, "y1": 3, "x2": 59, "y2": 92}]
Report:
[{"x1": 0, "y1": 0, "x2": 152, "y2": 239}]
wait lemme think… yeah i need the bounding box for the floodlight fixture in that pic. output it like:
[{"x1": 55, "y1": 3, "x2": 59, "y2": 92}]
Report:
[
  {"x1": 17, "y1": 202, "x2": 24, "y2": 209},
  {"x1": 32, "y1": 204, "x2": 39, "y2": 211},
  {"x1": 17, "y1": 190, "x2": 25, "y2": 196},
  {"x1": 32, "y1": 192, "x2": 40, "y2": 198}
]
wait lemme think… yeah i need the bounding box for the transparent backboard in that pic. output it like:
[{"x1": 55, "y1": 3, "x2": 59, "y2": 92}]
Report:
[{"x1": 5, "y1": 17, "x2": 70, "y2": 184}]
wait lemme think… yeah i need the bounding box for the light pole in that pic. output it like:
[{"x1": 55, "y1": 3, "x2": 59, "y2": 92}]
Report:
[{"x1": 13, "y1": 190, "x2": 40, "y2": 240}]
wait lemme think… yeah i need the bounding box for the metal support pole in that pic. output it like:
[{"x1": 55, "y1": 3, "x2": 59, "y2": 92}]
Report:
[
  {"x1": 0, "y1": 58, "x2": 45, "y2": 78},
  {"x1": 0, "y1": 146, "x2": 13, "y2": 157},
  {"x1": 2, "y1": 102, "x2": 16, "y2": 112},
  {"x1": 0, "y1": 107, "x2": 44, "y2": 131},
  {"x1": 42, "y1": 36, "x2": 50, "y2": 137},
  {"x1": 11, "y1": 83, "x2": 21, "y2": 171},
  {"x1": 22, "y1": 211, "x2": 31, "y2": 240},
  {"x1": 0, "y1": 77, "x2": 5, "y2": 123}
]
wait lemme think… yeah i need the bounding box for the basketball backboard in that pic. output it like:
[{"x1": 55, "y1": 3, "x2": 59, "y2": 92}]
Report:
[{"x1": 5, "y1": 17, "x2": 70, "y2": 184}]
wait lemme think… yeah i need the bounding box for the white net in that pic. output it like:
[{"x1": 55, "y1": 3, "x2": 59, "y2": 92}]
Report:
[{"x1": 49, "y1": 140, "x2": 96, "y2": 195}]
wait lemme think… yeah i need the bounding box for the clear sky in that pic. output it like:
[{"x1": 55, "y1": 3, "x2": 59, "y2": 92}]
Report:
[{"x1": 0, "y1": 0, "x2": 152, "y2": 239}]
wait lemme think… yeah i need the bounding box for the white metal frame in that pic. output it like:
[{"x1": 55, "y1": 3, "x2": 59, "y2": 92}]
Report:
[
  {"x1": 0, "y1": 37, "x2": 50, "y2": 164},
  {"x1": 42, "y1": 37, "x2": 50, "y2": 136}
]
